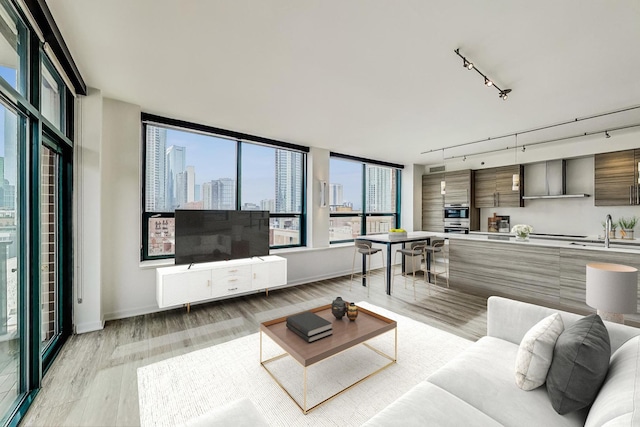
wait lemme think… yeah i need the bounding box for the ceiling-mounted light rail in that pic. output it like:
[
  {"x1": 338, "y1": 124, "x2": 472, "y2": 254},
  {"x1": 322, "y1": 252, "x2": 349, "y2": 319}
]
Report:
[
  {"x1": 454, "y1": 48, "x2": 511, "y2": 100},
  {"x1": 442, "y1": 123, "x2": 640, "y2": 161},
  {"x1": 421, "y1": 104, "x2": 640, "y2": 155}
]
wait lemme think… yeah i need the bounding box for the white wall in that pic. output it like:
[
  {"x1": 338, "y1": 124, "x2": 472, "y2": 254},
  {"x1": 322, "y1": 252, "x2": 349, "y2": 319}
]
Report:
[
  {"x1": 74, "y1": 88, "x2": 104, "y2": 333},
  {"x1": 74, "y1": 95, "x2": 387, "y2": 329}
]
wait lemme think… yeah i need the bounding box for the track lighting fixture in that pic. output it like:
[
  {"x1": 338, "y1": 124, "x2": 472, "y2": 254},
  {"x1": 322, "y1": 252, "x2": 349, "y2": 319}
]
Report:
[
  {"x1": 521, "y1": 146, "x2": 526, "y2": 152},
  {"x1": 454, "y1": 48, "x2": 512, "y2": 101},
  {"x1": 605, "y1": 131, "x2": 611, "y2": 138},
  {"x1": 463, "y1": 155, "x2": 467, "y2": 161}
]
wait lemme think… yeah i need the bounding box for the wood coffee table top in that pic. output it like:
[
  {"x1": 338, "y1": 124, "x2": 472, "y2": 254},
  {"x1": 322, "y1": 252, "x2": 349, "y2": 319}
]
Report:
[{"x1": 260, "y1": 304, "x2": 397, "y2": 367}]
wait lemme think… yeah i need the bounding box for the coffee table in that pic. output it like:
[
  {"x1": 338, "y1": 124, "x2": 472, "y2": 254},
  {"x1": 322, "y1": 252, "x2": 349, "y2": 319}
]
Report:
[{"x1": 260, "y1": 304, "x2": 397, "y2": 414}]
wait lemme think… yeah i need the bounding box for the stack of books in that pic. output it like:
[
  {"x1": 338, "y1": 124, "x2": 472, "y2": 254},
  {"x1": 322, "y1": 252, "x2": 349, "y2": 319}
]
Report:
[{"x1": 286, "y1": 311, "x2": 333, "y2": 342}]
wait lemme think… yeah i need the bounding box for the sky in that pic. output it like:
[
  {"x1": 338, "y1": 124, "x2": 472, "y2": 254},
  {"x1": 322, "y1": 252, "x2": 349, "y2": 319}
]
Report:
[{"x1": 165, "y1": 128, "x2": 364, "y2": 209}]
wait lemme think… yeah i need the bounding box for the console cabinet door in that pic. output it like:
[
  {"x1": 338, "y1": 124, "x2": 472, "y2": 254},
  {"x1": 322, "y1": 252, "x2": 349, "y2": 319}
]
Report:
[
  {"x1": 161, "y1": 269, "x2": 211, "y2": 307},
  {"x1": 422, "y1": 174, "x2": 444, "y2": 231},
  {"x1": 595, "y1": 150, "x2": 636, "y2": 206}
]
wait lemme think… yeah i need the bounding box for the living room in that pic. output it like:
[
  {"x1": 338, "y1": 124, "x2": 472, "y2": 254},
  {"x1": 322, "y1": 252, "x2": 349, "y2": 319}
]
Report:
[{"x1": 2, "y1": 0, "x2": 640, "y2": 426}]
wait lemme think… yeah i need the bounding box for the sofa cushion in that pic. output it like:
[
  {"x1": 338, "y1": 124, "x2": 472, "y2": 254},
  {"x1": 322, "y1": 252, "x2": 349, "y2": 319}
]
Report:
[
  {"x1": 585, "y1": 335, "x2": 640, "y2": 427},
  {"x1": 546, "y1": 314, "x2": 610, "y2": 415},
  {"x1": 427, "y1": 336, "x2": 587, "y2": 427},
  {"x1": 362, "y1": 381, "x2": 503, "y2": 427},
  {"x1": 515, "y1": 312, "x2": 564, "y2": 391}
]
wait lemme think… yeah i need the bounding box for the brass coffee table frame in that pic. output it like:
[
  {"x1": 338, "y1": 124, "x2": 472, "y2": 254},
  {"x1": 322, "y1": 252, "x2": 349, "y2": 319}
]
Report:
[{"x1": 259, "y1": 304, "x2": 397, "y2": 414}]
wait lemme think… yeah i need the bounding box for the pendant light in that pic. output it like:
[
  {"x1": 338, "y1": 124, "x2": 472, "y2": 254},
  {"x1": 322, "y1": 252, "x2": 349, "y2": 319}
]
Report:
[{"x1": 512, "y1": 134, "x2": 520, "y2": 191}]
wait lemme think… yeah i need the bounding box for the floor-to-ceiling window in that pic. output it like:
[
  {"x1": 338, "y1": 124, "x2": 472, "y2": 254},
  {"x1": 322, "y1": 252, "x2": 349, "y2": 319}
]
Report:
[
  {"x1": 329, "y1": 153, "x2": 402, "y2": 243},
  {"x1": 0, "y1": 0, "x2": 78, "y2": 424}
]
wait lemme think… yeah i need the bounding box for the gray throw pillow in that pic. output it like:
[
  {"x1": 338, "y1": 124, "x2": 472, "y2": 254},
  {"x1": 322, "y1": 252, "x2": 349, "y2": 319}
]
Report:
[{"x1": 546, "y1": 314, "x2": 611, "y2": 415}]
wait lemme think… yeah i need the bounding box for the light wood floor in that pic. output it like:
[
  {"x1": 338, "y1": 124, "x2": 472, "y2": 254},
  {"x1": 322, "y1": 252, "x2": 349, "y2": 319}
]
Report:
[{"x1": 20, "y1": 270, "x2": 487, "y2": 426}]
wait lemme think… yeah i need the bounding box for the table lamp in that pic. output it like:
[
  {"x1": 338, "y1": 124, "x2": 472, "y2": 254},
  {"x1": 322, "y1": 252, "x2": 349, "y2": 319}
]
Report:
[{"x1": 586, "y1": 262, "x2": 638, "y2": 324}]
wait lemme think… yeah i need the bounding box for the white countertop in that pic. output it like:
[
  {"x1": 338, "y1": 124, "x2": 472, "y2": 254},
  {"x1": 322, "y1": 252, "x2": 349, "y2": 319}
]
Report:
[{"x1": 424, "y1": 231, "x2": 640, "y2": 254}]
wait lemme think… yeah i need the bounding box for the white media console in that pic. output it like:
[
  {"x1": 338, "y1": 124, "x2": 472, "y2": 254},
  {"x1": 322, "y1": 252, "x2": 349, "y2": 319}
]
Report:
[{"x1": 156, "y1": 255, "x2": 287, "y2": 310}]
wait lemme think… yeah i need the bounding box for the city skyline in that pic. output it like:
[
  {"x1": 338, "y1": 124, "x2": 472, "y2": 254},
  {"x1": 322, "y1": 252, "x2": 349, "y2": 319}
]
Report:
[{"x1": 145, "y1": 125, "x2": 394, "y2": 213}]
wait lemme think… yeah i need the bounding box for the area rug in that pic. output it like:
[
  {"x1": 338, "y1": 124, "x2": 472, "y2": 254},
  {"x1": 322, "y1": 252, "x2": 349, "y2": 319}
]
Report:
[{"x1": 137, "y1": 302, "x2": 473, "y2": 426}]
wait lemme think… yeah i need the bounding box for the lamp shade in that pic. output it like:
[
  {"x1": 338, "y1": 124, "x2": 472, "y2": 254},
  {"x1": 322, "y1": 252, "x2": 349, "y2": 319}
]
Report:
[{"x1": 586, "y1": 263, "x2": 638, "y2": 314}]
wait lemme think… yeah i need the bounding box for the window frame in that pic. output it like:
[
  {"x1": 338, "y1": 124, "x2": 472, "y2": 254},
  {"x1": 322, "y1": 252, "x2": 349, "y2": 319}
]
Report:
[
  {"x1": 329, "y1": 153, "x2": 402, "y2": 244},
  {"x1": 140, "y1": 114, "x2": 308, "y2": 261}
]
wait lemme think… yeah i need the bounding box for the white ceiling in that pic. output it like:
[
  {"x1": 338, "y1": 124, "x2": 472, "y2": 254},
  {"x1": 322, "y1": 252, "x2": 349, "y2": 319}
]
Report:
[{"x1": 46, "y1": 0, "x2": 640, "y2": 166}]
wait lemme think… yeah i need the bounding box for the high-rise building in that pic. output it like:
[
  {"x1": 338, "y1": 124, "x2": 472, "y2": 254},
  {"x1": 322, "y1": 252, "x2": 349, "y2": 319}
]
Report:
[
  {"x1": 175, "y1": 171, "x2": 188, "y2": 208},
  {"x1": 366, "y1": 166, "x2": 392, "y2": 212},
  {"x1": 145, "y1": 126, "x2": 167, "y2": 211},
  {"x1": 202, "y1": 178, "x2": 235, "y2": 210},
  {"x1": 275, "y1": 150, "x2": 301, "y2": 213},
  {"x1": 166, "y1": 145, "x2": 186, "y2": 210},
  {"x1": 260, "y1": 199, "x2": 275, "y2": 212},
  {"x1": 186, "y1": 166, "x2": 195, "y2": 203},
  {"x1": 329, "y1": 183, "x2": 343, "y2": 209}
]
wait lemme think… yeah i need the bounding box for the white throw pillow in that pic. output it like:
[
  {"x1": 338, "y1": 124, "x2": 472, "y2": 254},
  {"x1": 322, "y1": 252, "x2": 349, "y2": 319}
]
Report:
[{"x1": 515, "y1": 312, "x2": 564, "y2": 391}]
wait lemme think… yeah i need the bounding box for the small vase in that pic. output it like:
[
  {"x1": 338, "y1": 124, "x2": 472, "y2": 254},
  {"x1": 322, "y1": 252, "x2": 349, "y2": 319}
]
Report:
[
  {"x1": 515, "y1": 234, "x2": 529, "y2": 242},
  {"x1": 331, "y1": 297, "x2": 347, "y2": 319},
  {"x1": 347, "y1": 302, "x2": 358, "y2": 321}
]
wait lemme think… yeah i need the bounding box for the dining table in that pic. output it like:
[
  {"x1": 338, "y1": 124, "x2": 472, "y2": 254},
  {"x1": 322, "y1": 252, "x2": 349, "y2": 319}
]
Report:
[{"x1": 355, "y1": 231, "x2": 437, "y2": 295}]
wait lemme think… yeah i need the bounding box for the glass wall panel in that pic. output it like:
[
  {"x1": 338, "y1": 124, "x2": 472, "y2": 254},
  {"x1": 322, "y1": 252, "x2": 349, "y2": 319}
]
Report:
[
  {"x1": 144, "y1": 125, "x2": 237, "y2": 213},
  {"x1": 366, "y1": 165, "x2": 396, "y2": 213},
  {"x1": 0, "y1": 104, "x2": 20, "y2": 416},
  {"x1": 329, "y1": 216, "x2": 361, "y2": 241},
  {"x1": 329, "y1": 158, "x2": 362, "y2": 213},
  {"x1": 41, "y1": 59, "x2": 64, "y2": 131},
  {"x1": 0, "y1": 2, "x2": 27, "y2": 95}
]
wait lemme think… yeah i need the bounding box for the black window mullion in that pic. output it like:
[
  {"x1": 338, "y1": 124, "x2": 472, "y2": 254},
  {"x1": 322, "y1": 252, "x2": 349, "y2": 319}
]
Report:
[{"x1": 236, "y1": 140, "x2": 241, "y2": 210}]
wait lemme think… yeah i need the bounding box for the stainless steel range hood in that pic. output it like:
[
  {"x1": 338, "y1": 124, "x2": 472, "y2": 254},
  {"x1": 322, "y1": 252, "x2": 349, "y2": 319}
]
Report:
[{"x1": 522, "y1": 159, "x2": 590, "y2": 200}]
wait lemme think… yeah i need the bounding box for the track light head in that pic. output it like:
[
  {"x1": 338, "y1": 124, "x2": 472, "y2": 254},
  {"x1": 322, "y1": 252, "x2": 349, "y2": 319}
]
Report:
[
  {"x1": 485, "y1": 77, "x2": 493, "y2": 87},
  {"x1": 605, "y1": 131, "x2": 611, "y2": 138},
  {"x1": 463, "y1": 155, "x2": 467, "y2": 161},
  {"x1": 521, "y1": 146, "x2": 526, "y2": 152},
  {"x1": 499, "y1": 89, "x2": 511, "y2": 100}
]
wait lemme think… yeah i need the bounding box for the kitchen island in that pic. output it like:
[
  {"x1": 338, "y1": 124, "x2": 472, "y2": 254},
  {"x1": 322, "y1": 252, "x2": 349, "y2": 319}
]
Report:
[{"x1": 436, "y1": 232, "x2": 640, "y2": 326}]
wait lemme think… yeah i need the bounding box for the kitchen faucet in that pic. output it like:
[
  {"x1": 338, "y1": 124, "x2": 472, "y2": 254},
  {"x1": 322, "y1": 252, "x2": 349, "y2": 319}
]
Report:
[{"x1": 604, "y1": 214, "x2": 612, "y2": 248}]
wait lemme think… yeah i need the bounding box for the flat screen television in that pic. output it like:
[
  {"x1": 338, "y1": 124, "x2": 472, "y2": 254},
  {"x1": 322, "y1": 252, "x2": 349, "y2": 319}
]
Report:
[{"x1": 174, "y1": 210, "x2": 270, "y2": 265}]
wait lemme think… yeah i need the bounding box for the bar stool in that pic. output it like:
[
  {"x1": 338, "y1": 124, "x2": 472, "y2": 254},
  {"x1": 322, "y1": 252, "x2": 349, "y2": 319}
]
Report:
[
  {"x1": 391, "y1": 241, "x2": 430, "y2": 299},
  {"x1": 350, "y1": 239, "x2": 385, "y2": 296},
  {"x1": 425, "y1": 239, "x2": 449, "y2": 288}
]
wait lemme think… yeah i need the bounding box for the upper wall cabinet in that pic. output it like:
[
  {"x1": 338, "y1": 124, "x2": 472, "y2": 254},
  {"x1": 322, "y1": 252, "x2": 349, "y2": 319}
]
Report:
[
  {"x1": 422, "y1": 173, "x2": 444, "y2": 232},
  {"x1": 443, "y1": 170, "x2": 473, "y2": 205},
  {"x1": 594, "y1": 149, "x2": 640, "y2": 206},
  {"x1": 474, "y1": 165, "x2": 524, "y2": 208}
]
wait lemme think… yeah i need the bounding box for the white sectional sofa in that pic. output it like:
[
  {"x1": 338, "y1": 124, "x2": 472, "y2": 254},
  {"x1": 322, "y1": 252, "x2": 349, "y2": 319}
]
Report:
[{"x1": 364, "y1": 296, "x2": 640, "y2": 426}]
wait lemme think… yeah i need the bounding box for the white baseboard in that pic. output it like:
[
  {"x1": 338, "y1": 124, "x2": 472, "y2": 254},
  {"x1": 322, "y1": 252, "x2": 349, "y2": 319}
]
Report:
[{"x1": 75, "y1": 320, "x2": 105, "y2": 334}]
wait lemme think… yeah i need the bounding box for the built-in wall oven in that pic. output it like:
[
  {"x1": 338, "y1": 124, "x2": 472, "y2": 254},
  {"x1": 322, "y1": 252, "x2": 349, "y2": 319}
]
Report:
[
  {"x1": 444, "y1": 204, "x2": 469, "y2": 220},
  {"x1": 444, "y1": 204, "x2": 470, "y2": 233}
]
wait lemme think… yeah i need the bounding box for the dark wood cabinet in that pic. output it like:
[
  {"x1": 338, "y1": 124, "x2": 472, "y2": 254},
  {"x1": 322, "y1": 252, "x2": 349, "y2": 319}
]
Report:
[
  {"x1": 474, "y1": 165, "x2": 523, "y2": 208},
  {"x1": 594, "y1": 150, "x2": 638, "y2": 206},
  {"x1": 422, "y1": 174, "x2": 444, "y2": 231}
]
